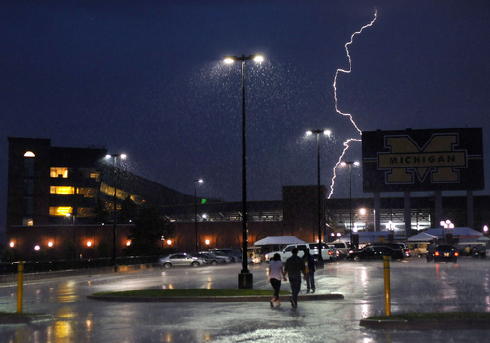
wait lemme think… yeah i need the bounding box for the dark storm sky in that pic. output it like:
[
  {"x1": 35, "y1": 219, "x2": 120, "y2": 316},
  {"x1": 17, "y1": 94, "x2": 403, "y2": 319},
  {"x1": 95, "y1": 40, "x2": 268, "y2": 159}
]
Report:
[{"x1": 1, "y1": 0, "x2": 490, "y2": 232}]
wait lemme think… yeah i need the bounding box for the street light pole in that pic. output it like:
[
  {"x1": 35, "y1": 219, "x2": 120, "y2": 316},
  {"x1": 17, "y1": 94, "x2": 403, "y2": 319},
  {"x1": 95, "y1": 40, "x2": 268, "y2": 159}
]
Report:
[
  {"x1": 223, "y1": 53, "x2": 264, "y2": 289},
  {"x1": 305, "y1": 129, "x2": 331, "y2": 269},
  {"x1": 194, "y1": 179, "x2": 203, "y2": 253},
  {"x1": 105, "y1": 153, "x2": 127, "y2": 272}
]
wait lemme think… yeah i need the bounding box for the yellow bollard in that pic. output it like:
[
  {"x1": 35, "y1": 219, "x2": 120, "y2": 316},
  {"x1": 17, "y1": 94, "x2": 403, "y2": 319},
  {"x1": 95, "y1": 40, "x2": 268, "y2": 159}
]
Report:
[
  {"x1": 17, "y1": 261, "x2": 24, "y2": 313},
  {"x1": 383, "y1": 256, "x2": 391, "y2": 316}
]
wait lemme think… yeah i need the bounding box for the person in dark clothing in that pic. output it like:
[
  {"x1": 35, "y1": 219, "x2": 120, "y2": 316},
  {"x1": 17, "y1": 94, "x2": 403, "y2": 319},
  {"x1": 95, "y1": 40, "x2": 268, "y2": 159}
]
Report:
[
  {"x1": 284, "y1": 248, "x2": 306, "y2": 308},
  {"x1": 303, "y1": 249, "x2": 316, "y2": 293}
]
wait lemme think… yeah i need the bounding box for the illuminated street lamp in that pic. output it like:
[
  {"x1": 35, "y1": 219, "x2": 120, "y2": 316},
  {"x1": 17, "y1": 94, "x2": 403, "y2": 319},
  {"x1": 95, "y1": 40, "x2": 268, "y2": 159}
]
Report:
[
  {"x1": 340, "y1": 161, "x2": 360, "y2": 247},
  {"x1": 223, "y1": 53, "x2": 264, "y2": 289},
  {"x1": 194, "y1": 178, "x2": 204, "y2": 253},
  {"x1": 305, "y1": 129, "x2": 332, "y2": 268},
  {"x1": 105, "y1": 153, "x2": 127, "y2": 272}
]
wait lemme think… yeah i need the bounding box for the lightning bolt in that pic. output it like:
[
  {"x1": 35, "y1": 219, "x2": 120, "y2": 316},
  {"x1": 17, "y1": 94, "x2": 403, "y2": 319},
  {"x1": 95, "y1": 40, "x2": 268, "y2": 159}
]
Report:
[{"x1": 328, "y1": 9, "x2": 378, "y2": 199}]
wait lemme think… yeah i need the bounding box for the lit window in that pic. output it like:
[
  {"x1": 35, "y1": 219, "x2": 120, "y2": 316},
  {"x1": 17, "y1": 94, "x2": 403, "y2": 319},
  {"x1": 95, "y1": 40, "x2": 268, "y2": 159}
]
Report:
[
  {"x1": 76, "y1": 207, "x2": 95, "y2": 218},
  {"x1": 24, "y1": 151, "x2": 35, "y2": 158},
  {"x1": 49, "y1": 206, "x2": 73, "y2": 216},
  {"x1": 50, "y1": 186, "x2": 75, "y2": 195},
  {"x1": 89, "y1": 172, "x2": 101, "y2": 181},
  {"x1": 22, "y1": 218, "x2": 34, "y2": 226},
  {"x1": 50, "y1": 167, "x2": 68, "y2": 178},
  {"x1": 77, "y1": 187, "x2": 96, "y2": 198}
]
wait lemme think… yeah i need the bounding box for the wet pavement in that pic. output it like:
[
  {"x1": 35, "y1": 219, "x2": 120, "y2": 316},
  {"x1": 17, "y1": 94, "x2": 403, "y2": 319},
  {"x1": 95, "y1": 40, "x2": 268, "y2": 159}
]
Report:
[{"x1": 1, "y1": 258, "x2": 490, "y2": 342}]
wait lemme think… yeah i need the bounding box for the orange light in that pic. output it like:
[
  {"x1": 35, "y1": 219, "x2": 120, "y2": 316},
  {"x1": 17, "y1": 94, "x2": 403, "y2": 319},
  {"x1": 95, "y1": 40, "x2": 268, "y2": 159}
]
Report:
[
  {"x1": 205, "y1": 239, "x2": 210, "y2": 246},
  {"x1": 9, "y1": 241, "x2": 15, "y2": 248},
  {"x1": 47, "y1": 241, "x2": 54, "y2": 248},
  {"x1": 454, "y1": 252, "x2": 459, "y2": 256},
  {"x1": 126, "y1": 240, "x2": 131, "y2": 247},
  {"x1": 434, "y1": 251, "x2": 440, "y2": 256},
  {"x1": 86, "y1": 241, "x2": 93, "y2": 248},
  {"x1": 166, "y1": 239, "x2": 172, "y2": 246}
]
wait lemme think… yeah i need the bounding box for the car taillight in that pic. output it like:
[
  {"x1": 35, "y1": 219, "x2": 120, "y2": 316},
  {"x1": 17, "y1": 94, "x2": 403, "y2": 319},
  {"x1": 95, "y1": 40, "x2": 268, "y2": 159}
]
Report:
[
  {"x1": 454, "y1": 252, "x2": 459, "y2": 256},
  {"x1": 328, "y1": 251, "x2": 333, "y2": 255},
  {"x1": 434, "y1": 251, "x2": 440, "y2": 256}
]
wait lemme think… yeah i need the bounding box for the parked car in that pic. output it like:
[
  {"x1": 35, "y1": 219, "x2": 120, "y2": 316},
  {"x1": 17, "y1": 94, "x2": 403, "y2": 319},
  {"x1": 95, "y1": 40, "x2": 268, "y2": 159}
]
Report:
[
  {"x1": 347, "y1": 245, "x2": 404, "y2": 261},
  {"x1": 370, "y1": 242, "x2": 411, "y2": 257},
  {"x1": 159, "y1": 253, "x2": 206, "y2": 268},
  {"x1": 264, "y1": 243, "x2": 334, "y2": 262},
  {"x1": 209, "y1": 248, "x2": 242, "y2": 262},
  {"x1": 471, "y1": 245, "x2": 486, "y2": 258},
  {"x1": 427, "y1": 245, "x2": 459, "y2": 263},
  {"x1": 328, "y1": 242, "x2": 351, "y2": 258},
  {"x1": 194, "y1": 252, "x2": 231, "y2": 264}
]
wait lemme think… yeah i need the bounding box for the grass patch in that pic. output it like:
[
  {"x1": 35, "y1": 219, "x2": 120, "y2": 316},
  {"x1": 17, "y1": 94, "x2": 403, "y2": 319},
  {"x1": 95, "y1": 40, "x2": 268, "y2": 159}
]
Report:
[
  {"x1": 93, "y1": 289, "x2": 289, "y2": 297},
  {"x1": 368, "y1": 312, "x2": 490, "y2": 321}
]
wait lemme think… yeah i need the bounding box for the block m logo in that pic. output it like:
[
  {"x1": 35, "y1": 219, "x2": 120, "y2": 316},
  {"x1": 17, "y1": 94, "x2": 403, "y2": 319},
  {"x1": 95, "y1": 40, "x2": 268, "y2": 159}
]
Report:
[{"x1": 377, "y1": 134, "x2": 467, "y2": 184}]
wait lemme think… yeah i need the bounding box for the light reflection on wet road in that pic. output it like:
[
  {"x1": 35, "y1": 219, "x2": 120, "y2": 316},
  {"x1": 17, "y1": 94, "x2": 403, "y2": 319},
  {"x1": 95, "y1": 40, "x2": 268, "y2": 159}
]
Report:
[{"x1": 0, "y1": 258, "x2": 490, "y2": 342}]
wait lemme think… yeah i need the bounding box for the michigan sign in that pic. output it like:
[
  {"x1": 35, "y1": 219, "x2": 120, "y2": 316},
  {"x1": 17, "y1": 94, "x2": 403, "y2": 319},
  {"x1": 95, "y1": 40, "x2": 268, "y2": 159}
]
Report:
[{"x1": 362, "y1": 128, "x2": 484, "y2": 192}]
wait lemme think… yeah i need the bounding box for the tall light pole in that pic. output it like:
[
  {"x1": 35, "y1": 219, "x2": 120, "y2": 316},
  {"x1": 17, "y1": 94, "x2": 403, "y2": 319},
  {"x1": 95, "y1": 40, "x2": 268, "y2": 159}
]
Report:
[
  {"x1": 305, "y1": 129, "x2": 332, "y2": 268},
  {"x1": 193, "y1": 179, "x2": 204, "y2": 253},
  {"x1": 105, "y1": 153, "x2": 127, "y2": 272},
  {"x1": 223, "y1": 53, "x2": 264, "y2": 289},
  {"x1": 340, "y1": 160, "x2": 360, "y2": 248}
]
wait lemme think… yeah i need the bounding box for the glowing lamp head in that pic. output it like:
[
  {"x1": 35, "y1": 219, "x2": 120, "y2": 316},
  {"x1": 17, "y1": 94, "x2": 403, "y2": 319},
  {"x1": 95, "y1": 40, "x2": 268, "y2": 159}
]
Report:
[
  {"x1": 166, "y1": 239, "x2": 173, "y2": 246},
  {"x1": 205, "y1": 239, "x2": 210, "y2": 246},
  {"x1": 340, "y1": 161, "x2": 347, "y2": 167},
  {"x1": 323, "y1": 129, "x2": 332, "y2": 137},
  {"x1": 440, "y1": 221, "x2": 446, "y2": 227},
  {"x1": 105, "y1": 154, "x2": 111, "y2": 159},
  {"x1": 353, "y1": 161, "x2": 360, "y2": 167},
  {"x1": 253, "y1": 54, "x2": 264, "y2": 63},
  {"x1": 86, "y1": 241, "x2": 93, "y2": 248},
  {"x1": 197, "y1": 179, "x2": 204, "y2": 184},
  {"x1": 483, "y1": 225, "x2": 489, "y2": 233},
  {"x1": 223, "y1": 57, "x2": 235, "y2": 64},
  {"x1": 34, "y1": 245, "x2": 40, "y2": 251},
  {"x1": 48, "y1": 241, "x2": 54, "y2": 248},
  {"x1": 9, "y1": 241, "x2": 15, "y2": 248},
  {"x1": 120, "y1": 154, "x2": 127, "y2": 160},
  {"x1": 336, "y1": 233, "x2": 341, "y2": 237},
  {"x1": 126, "y1": 240, "x2": 131, "y2": 247},
  {"x1": 24, "y1": 151, "x2": 35, "y2": 158},
  {"x1": 305, "y1": 130, "x2": 313, "y2": 136},
  {"x1": 359, "y1": 208, "x2": 367, "y2": 216}
]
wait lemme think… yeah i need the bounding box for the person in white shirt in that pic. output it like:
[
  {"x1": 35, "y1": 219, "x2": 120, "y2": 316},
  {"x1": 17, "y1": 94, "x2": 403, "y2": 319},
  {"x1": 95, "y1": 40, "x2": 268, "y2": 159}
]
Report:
[{"x1": 268, "y1": 253, "x2": 286, "y2": 307}]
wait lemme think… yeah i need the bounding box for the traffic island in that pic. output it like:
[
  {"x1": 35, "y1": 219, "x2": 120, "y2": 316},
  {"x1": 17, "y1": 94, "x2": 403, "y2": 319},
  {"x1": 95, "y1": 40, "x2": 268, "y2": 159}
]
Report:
[
  {"x1": 360, "y1": 312, "x2": 490, "y2": 330},
  {"x1": 0, "y1": 312, "x2": 53, "y2": 325},
  {"x1": 88, "y1": 289, "x2": 344, "y2": 302}
]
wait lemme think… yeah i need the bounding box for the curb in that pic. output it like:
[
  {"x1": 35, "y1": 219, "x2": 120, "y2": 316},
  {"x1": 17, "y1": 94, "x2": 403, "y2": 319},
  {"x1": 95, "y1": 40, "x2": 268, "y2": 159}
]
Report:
[
  {"x1": 360, "y1": 318, "x2": 490, "y2": 330},
  {"x1": 87, "y1": 293, "x2": 344, "y2": 303},
  {"x1": 0, "y1": 314, "x2": 53, "y2": 325}
]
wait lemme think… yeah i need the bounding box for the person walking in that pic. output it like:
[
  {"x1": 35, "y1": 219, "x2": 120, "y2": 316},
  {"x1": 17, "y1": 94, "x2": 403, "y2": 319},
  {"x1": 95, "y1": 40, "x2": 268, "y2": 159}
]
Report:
[
  {"x1": 284, "y1": 248, "x2": 306, "y2": 309},
  {"x1": 303, "y1": 249, "x2": 316, "y2": 293},
  {"x1": 268, "y1": 253, "x2": 285, "y2": 307}
]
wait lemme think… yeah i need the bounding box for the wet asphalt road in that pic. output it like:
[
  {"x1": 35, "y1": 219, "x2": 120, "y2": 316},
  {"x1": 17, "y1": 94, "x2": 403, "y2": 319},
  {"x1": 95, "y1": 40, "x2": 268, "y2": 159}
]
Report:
[{"x1": 1, "y1": 258, "x2": 490, "y2": 342}]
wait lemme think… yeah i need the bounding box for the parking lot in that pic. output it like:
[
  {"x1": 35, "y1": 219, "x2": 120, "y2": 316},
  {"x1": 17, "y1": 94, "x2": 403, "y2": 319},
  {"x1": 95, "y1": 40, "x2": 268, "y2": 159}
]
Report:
[{"x1": 1, "y1": 257, "x2": 490, "y2": 342}]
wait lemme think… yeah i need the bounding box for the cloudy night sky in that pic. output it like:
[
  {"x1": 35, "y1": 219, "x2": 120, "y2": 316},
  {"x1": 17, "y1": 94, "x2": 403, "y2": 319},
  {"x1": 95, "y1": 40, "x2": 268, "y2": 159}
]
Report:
[{"x1": 1, "y1": 0, "x2": 489, "y2": 232}]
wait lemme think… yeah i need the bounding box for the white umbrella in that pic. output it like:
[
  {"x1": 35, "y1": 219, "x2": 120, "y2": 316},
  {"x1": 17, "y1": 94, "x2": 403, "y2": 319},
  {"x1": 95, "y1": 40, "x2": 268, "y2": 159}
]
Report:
[
  {"x1": 254, "y1": 236, "x2": 306, "y2": 246},
  {"x1": 407, "y1": 232, "x2": 438, "y2": 242}
]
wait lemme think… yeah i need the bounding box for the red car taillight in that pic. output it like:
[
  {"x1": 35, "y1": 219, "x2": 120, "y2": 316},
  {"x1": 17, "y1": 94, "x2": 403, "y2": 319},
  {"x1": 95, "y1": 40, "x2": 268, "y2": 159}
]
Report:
[
  {"x1": 328, "y1": 250, "x2": 334, "y2": 255},
  {"x1": 454, "y1": 252, "x2": 459, "y2": 256},
  {"x1": 434, "y1": 251, "x2": 440, "y2": 256}
]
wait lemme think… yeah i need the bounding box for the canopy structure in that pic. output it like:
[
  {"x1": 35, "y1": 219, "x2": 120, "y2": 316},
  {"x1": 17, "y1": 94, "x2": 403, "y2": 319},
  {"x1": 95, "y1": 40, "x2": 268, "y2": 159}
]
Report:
[
  {"x1": 407, "y1": 232, "x2": 437, "y2": 242},
  {"x1": 425, "y1": 227, "x2": 483, "y2": 238},
  {"x1": 253, "y1": 236, "x2": 306, "y2": 246}
]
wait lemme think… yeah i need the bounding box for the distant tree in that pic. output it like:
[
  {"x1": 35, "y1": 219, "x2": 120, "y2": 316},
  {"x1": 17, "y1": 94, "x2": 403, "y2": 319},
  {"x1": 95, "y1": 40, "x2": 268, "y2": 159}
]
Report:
[{"x1": 126, "y1": 205, "x2": 174, "y2": 256}]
